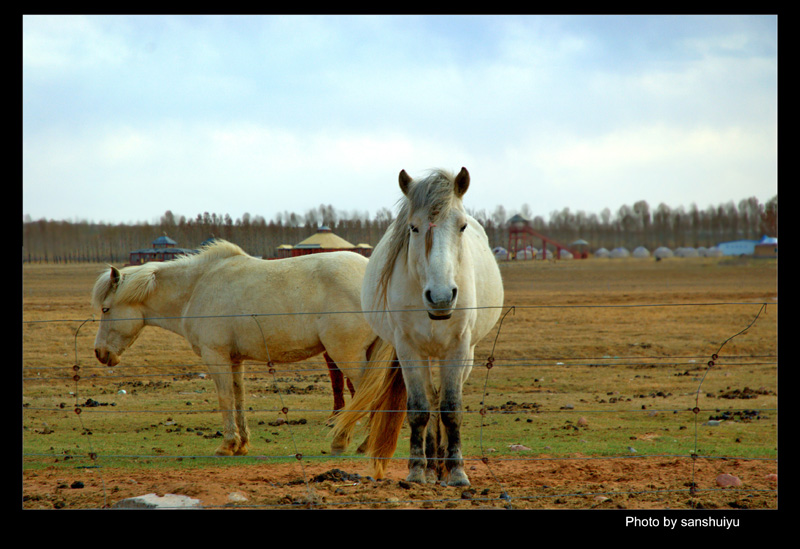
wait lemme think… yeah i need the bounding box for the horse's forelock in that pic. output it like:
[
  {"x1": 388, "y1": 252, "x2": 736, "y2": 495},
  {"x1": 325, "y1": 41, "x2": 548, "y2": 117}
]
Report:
[
  {"x1": 91, "y1": 268, "x2": 115, "y2": 309},
  {"x1": 91, "y1": 264, "x2": 158, "y2": 308},
  {"x1": 406, "y1": 169, "x2": 459, "y2": 223},
  {"x1": 116, "y1": 266, "x2": 159, "y2": 305}
]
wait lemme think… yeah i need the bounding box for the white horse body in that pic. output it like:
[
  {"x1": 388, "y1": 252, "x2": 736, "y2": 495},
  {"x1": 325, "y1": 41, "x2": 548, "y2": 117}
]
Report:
[
  {"x1": 92, "y1": 241, "x2": 377, "y2": 456},
  {"x1": 334, "y1": 167, "x2": 504, "y2": 486}
]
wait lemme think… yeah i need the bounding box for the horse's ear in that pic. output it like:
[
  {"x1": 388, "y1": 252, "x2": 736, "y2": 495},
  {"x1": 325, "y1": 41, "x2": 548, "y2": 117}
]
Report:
[
  {"x1": 399, "y1": 169, "x2": 412, "y2": 196},
  {"x1": 454, "y1": 167, "x2": 470, "y2": 197},
  {"x1": 110, "y1": 266, "x2": 121, "y2": 289}
]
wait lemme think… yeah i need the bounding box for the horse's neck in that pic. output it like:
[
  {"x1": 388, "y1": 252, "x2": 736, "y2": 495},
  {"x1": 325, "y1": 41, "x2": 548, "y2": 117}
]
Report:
[{"x1": 139, "y1": 262, "x2": 202, "y2": 334}]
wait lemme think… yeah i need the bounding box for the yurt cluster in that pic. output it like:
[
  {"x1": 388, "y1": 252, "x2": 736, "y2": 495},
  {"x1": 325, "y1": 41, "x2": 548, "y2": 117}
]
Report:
[
  {"x1": 493, "y1": 213, "x2": 776, "y2": 261},
  {"x1": 493, "y1": 236, "x2": 777, "y2": 262}
]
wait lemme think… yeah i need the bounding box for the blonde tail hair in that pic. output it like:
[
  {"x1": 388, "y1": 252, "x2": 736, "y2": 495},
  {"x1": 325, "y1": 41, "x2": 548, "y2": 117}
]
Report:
[
  {"x1": 364, "y1": 355, "x2": 406, "y2": 479},
  {"x1": 329, "y1": 339, "x2": 407, "y2": 479}
]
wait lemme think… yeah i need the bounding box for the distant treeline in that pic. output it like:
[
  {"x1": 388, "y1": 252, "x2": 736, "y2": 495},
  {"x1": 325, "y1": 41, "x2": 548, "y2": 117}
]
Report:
[{"x1": 22, "y1": 196, "x2": 777, "y2": 264}]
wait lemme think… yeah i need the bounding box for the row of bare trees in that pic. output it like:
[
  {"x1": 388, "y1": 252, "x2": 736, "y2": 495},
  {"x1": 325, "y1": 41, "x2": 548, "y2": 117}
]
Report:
[{"x1": 22, "y1": 196, "x2": 777, "y2": 264}]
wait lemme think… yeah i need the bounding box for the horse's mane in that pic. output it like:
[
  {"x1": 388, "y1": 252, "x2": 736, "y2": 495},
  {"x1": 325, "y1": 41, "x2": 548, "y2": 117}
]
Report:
[
  {"x1": 91, "y1": 240, "x2": 248, "y2": 308},
  {"x1": 377, "y1": 169, "x2": 461, "y2": 305}
]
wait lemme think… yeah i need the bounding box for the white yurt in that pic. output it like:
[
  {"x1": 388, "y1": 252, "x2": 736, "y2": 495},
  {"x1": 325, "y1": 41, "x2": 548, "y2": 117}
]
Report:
[
  {"x1": 516, "y1": 247, "x2": 534, "y2": 260},
  {"x1": 654, "y1": 246, "x2": 674, "y2": 259},
  {"x1": 632, "y1": 246, "x2": 650, "y2": 258},
  {"x1": 594, "y1": 247, "x2": 610, "y2": 258},
  {"x1": 675, "y1": 247, "x2": 699, "y2": 258},
  {"x1": 493, "y1": 247, "x2": 509, "y2": 260},
  {"x1": 610, "y1": 247, "x2": 630, "y2": 258}
]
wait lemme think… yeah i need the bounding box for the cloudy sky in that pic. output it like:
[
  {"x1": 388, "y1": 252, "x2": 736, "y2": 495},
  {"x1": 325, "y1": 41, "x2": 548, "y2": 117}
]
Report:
[{"x1": 22, "y1": 14, "x2": 777, "y2": 225}]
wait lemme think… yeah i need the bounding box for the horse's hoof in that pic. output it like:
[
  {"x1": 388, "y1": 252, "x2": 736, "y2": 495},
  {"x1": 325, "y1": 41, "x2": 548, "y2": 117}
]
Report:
[
  {"x1": 215, "y1": 440, "x2": 241, "y2": 456},
  {"x1": 330, "y1": 437, "x2": 349, "y2": 456},
  {"x1": 447, "y1": 469, "x2": 470, "y2": 487},
  {"x1": 406, "y1": 468, "x2": 427, "y2": 484}
]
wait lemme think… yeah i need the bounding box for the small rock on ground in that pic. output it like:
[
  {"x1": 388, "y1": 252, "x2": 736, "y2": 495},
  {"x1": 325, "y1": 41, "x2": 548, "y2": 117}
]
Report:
[
  {"x1": 716, "y1": 473, "x2": 742, "y2": 487},
  {"x1": 112, "y1": 493, "x2": 203, "y2": 509}
]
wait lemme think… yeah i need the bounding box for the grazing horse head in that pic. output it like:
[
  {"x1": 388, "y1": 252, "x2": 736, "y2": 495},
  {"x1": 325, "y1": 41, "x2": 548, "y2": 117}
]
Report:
[
  {"x1": 91, "y1": 265, "x2": 154, "y2": 366},
  {"x1": 381, "y1": 167, "x2": 471, "y2": 320}
]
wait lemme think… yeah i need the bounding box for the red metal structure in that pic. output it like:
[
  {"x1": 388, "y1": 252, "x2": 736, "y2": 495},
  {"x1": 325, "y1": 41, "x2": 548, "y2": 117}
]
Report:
[{"x1": 507, "y1": 214, "x2": 588, "y2": 260}]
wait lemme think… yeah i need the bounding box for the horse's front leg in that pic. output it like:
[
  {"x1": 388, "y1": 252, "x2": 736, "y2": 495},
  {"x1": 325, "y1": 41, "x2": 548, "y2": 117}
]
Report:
[
  {"x1": 425, "y1": 382, "x2": 443, "y2": 483},
  {"x1": 231, "y1": 360, "x2": 250, "y2": 455},
  {"x1": 399, "y1": 350, "x2": 433, "y2": 484},
  {"x1": 203, "y1": 348, "x2": 244, "y2": 456},
  {"x1": 439, "y1": 349, "x2": 473, "y2": 486}
]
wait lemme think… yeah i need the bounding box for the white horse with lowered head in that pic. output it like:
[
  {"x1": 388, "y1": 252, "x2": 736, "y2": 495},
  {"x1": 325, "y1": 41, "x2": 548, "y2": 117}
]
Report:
[
  {"x1": 331, "y1": 167, "x2": 504, "y2": 486},
  {"x1": 92, "y1": 240, "x2": 380, "y2": 456}
]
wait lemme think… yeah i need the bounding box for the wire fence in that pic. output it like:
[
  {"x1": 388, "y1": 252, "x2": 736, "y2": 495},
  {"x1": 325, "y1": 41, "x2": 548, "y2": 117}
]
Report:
[{"x1": 22, "y1": 301, "x2": 778, "y2": 509}]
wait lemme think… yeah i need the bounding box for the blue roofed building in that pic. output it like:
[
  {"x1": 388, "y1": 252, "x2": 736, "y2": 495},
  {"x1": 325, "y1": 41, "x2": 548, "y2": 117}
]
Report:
[{"x1": 127, "y1": 235, "x2": 198, "y2": 265}]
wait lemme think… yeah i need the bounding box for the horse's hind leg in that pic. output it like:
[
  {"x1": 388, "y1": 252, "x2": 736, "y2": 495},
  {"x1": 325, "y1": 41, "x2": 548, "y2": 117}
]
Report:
[{"x1": 324, "y1": 352, "x2": 347, "y2": 415}]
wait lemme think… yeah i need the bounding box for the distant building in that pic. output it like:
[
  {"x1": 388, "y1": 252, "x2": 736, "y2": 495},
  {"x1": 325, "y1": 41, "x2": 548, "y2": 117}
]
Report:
[
  {"x1": 754, "y1": 236, "x2": 777, "y2": 258},
  {"x1": 718, "y1": 236, "x2": 777, "y2": 257},
  {"x1": 127, "y1": 236, "x2": 197, "y2": 265},
  {"x1": 276, "y1": 226, "x2": 372, "y2": 258},
  {"x1": 718, "y1": 239, "x2": 758, "y2": 256}
]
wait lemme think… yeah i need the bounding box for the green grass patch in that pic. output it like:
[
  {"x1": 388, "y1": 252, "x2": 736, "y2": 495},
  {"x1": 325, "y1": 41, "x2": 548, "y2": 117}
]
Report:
[{"x1": 23, "y1": 351, "x2": 777, "y2": 475}]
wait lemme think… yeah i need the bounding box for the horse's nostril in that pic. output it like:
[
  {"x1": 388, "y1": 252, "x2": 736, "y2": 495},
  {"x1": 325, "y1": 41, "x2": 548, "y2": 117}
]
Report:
[
  {"x1": 452, "y1": 288, "x2": 458, "y2": 300},
  {"x1": 425, "y1": 290, "x2": 433, "y2": 304}
]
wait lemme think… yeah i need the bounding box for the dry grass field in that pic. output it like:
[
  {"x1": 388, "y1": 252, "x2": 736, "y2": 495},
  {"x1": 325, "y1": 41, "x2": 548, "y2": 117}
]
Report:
[{"x1": 22, "y1": 256, "x2": 778, "y2": 510}]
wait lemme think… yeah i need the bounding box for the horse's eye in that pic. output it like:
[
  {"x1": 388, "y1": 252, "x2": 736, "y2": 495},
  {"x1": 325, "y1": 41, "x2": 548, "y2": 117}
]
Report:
[
  {"x1": 410, "y1": 225, "x2": 419, "y2": 233},
  {"x1": 102, "y1": 307, "x2": 110, "y2": 314},
  {"x1": 460, "y1": 223, "x2": 467, "y2": 232}
]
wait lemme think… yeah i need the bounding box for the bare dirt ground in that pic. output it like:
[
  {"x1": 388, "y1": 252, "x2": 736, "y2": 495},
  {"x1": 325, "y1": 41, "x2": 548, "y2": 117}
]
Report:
[
  {"x1": 22, "y1": 257, "x2": 778, "y2": 510},
  {"x1": 22, "y1": 453, "x2": 777, "y2": 510}
]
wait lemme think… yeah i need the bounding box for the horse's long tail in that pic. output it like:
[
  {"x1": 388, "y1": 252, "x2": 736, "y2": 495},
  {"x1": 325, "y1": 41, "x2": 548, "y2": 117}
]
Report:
[
  {"x1": 363, "y1": 352, "x2": 406, "y2": 479},
  {"x1": 329, "y1": 337, "x2": 396, "y2": 454},
  {"x1": 329, "y1": 338, "x2": 407, "y2": 479}
]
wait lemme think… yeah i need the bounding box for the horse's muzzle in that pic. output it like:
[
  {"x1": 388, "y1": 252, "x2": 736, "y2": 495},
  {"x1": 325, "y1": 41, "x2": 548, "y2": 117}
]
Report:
[
  {"x1": 95, "y1": 348, "x2": 120, "y2": 367},
  {"x1": 424, "y1": 288, "x2": 457, "y2": 320}
]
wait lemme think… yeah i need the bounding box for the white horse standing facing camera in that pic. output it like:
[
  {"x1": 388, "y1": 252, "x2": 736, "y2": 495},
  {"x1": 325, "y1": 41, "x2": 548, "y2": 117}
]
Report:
[{"x1": 331, "y1": 167, "x2": 504, "y2": 486}]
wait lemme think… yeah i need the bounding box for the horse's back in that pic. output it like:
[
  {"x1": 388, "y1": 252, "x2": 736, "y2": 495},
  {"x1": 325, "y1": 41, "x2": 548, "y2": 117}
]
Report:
[
  {"x1": 194, "y1": 251, "x2": 366, "y2": 311},
  {"x1": 182, "y1": 251, "x2": 369, "y2": 360}
]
